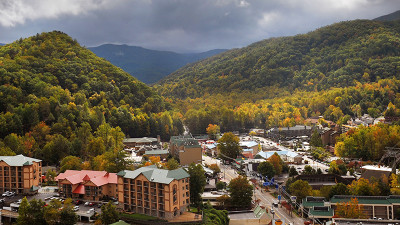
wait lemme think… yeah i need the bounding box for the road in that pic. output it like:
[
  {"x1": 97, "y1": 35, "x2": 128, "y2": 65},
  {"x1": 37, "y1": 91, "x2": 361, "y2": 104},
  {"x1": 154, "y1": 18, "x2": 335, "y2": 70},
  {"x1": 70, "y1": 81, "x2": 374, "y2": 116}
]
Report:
[
  {"x1": 254, "y1": 188, "x2": 304, "y2": 225},
  {"x1": 203, "y1": 155, "x2": 305, "y2": 225}
]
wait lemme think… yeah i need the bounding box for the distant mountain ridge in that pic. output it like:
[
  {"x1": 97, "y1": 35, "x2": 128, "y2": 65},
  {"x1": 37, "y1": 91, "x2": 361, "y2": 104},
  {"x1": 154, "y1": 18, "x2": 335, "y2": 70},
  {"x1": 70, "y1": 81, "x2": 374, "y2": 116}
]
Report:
[
  {"x1": 374, "y1": 10, "x2": 400, "y2": 22},
  {"x1": 89, "y1": 44, "x2": 226, "y2": 84}
]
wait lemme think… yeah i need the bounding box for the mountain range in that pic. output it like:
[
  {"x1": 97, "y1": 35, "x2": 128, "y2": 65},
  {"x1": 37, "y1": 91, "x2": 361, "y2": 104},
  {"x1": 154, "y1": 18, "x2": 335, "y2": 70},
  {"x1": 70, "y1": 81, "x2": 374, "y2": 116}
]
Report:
[{"x1": 89, "y1": 44, "x2": 226, "y2": 84}]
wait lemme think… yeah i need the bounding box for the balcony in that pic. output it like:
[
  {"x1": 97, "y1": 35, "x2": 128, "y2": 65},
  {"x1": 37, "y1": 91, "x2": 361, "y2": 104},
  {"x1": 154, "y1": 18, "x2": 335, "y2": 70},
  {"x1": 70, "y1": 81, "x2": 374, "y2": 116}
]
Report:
[
  {"x1": 151, "y1": 191, "x2": 156, "y2": 196},
  {"x1": 144, "y1": 183, "x2": 149, "y2": 188},
  {"x1": 158, "y1": 192, "x2": 164, "y2": 196},
  {"x1": 158, "y1": 205, "x2": 164, "y2": 211}
]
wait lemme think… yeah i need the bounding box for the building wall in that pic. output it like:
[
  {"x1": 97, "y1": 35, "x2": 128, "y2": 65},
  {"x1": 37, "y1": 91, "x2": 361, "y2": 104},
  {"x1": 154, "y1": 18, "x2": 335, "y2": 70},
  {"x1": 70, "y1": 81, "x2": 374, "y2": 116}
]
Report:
[
  {"x1": 178, "y1": 146, "x2": 202, "y2": 166},
  {"x1": 0, "y1": 161, "x2": 41, "y2": 194},
  {"x1": 118, "y1": 174, "x2": 190, "y2": 219}
]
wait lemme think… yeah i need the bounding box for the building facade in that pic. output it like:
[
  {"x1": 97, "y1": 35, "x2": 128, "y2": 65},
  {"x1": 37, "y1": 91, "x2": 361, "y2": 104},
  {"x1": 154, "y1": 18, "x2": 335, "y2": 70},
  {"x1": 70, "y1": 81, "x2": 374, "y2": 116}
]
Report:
[
  {"x1": 56, "y1": 170, "x2": 118, "y2": 201},
  {"x1": 117, "y1": 165, "x2": 190, "y2": 219},
  {"x1": 170, "y1": 135, "x2": 202, "y2": 166},
  {"x1": 0, "y1": 155, "x2": 42, "y2": 194}
]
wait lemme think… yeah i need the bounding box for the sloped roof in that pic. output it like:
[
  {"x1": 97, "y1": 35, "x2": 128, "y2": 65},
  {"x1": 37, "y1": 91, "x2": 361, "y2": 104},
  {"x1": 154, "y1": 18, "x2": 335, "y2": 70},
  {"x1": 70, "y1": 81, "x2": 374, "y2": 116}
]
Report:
[
  {"x1": 123, "y1": 137, "x2": 158, "y2": 143},
  {"x1": 118, "y1": 165, "x2": 189, "y2": 184},
  {"x1": 0, "y1": 155, "x2": 41, "y2": 166},
  {"x1": 240, "y1": 141, "x2": 258, "y2": 148},
  {"x1": 144, "y1": 149, "x2": 169, "y2": 155},
  {"x1": 170, "y1": 135, "x2": 201, "y2": 148},
  {"x1": 55, "y1": 170, "x2": 117, "y2": 186},
  {"x1": 256, "y1": 150, "x2": 299, "y2": 159},
  {"x1": 72, "y1": 184, "x2": 85, "y2": 194}
]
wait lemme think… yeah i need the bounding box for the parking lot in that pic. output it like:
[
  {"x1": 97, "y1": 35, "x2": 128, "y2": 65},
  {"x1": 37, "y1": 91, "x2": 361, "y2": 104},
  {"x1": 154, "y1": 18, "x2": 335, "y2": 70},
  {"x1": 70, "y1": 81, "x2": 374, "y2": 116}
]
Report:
[{"x1": 0, "y1": 189, "x2": 115, "y2": 215}]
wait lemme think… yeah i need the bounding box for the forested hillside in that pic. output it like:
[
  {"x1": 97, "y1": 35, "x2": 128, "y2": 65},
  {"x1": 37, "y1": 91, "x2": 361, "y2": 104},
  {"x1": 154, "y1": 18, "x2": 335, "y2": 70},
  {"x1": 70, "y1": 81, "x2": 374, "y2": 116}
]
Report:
[
  {"x1": 156, "y1": 19, "x2": 400, "y2": 138},
  {"x1": 0, "y1": 31, "x2": 183, "y2": 169},
  {"x1": 158, "y1": 19, "x2": 400, "y2": 99},
  {"x1": 89, "y1": 44, "x2": 226, "y2": 84}
]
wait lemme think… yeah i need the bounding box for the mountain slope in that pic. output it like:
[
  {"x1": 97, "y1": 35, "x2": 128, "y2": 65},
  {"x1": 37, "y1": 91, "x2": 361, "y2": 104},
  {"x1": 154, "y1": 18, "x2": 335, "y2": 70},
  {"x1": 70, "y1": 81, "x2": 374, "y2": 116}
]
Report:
[
  {"x1": 89, "y1": 44, "x2": 226, "y2": 84},
  {"x1": 157, "y1": 19, "x2": 400, "y2": 100},
  {"x1": 374, "y1": 10, "x2": 400, "y2": 22},
  {"x1": 0, "y1": 31, "x2": 183, "y2": 155}
]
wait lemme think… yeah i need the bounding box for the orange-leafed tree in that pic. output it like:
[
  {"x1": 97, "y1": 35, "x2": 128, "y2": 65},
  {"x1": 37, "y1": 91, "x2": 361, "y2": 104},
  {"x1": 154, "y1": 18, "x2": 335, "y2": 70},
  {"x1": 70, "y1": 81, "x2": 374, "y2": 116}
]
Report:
[
  {"x1": 268, "y1": 152, "x2": 283, "y2": 175},
  {"x1": 206, "y1": 124, "x2": 220, "y2": 140},
  {"x1": 335, "y1": 198, "x2": 366, "y2": 219}
]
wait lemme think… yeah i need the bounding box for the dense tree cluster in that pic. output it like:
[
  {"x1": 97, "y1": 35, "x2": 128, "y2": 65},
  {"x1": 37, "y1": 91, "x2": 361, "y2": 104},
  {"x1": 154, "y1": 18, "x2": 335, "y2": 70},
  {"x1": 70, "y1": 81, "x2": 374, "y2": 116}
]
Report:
[
  {"x1": 159, "y1": 20, "x2": 400, "y2": 99},
  {"x1": 335, "y1": 123, "x2": 400, "y2": 160},
  {"x1": 0, "y1": 31, "x2": 184, "y2": 167}
]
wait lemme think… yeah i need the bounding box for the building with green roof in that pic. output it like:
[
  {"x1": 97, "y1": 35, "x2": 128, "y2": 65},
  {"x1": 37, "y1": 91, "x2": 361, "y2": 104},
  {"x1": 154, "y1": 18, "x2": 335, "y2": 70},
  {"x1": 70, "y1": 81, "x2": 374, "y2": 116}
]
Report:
[
  {"x1": 329, "y1": 195, "x2": 400, "y2": 220},
  {"x1": 117, "y1": 165, "x2": 190, "y2": 220},
  {"x1": 0, "y1": 155, "x2": 42, "y2": 194},
  {"x1": 169, "y1": 135, "x2": 202, "y2": 166}
]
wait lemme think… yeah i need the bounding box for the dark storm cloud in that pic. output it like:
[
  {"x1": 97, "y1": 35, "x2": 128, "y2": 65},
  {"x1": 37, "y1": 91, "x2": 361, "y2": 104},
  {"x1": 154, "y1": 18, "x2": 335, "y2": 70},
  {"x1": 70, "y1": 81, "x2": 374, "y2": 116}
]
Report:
[{"x1": 0, "y1": 0, "x2": 400, "y2": 52}]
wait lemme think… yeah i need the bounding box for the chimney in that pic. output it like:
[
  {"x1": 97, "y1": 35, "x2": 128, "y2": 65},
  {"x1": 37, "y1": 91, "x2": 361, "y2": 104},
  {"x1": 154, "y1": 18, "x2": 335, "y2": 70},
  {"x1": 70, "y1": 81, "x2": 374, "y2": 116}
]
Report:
[{"x1": 157, "y1": 135, "x2": 161, "y2": 144}]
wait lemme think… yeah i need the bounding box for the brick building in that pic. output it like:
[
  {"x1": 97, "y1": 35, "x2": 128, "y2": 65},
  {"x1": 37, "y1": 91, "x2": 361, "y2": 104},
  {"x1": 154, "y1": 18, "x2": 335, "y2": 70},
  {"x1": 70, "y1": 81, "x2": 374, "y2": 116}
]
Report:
[
  {"x1": 117, "y1": 165, "x2": 190, "y2": 219},
  {"x1": 56, "y1": 170, "x2": 118, "y2": 201},
  {"x1": 0, "y1": 155, "x2": 42, "y2": 194},
  {"x1": 170, "y1": 135, "x2": 202, "y2": 166}
]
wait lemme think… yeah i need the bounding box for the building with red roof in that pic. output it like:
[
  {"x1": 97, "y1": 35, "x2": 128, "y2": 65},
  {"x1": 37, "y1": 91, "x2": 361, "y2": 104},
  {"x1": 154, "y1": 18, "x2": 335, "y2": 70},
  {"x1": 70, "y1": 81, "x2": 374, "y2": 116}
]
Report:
[{"x1": 56, "y1": 170, "x2": 118, "y2": 201}]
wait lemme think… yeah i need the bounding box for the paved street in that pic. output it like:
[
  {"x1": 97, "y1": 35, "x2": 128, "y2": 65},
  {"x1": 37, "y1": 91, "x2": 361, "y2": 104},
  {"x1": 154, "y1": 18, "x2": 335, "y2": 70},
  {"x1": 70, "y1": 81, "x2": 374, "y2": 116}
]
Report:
[
  {"x1": 254, "y1": 188, "x2": 304, "y2": 225},
  {"x1": 203, "y1": 154, "x2": 305, "y2": 225}
]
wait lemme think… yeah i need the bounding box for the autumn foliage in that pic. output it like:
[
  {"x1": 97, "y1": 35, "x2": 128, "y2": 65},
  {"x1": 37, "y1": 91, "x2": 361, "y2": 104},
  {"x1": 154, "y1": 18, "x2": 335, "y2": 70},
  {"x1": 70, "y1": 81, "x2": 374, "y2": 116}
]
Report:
[{"x1": 335, "y1": 198, "x2": 366, "y2": 219}]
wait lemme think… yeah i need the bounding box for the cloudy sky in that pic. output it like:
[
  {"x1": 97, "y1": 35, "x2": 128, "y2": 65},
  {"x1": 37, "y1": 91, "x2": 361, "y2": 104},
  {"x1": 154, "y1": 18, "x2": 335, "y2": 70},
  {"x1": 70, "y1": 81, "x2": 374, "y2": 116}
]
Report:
[{"x1": 0, "y1": 0, "x2": 399, "y2": 52}]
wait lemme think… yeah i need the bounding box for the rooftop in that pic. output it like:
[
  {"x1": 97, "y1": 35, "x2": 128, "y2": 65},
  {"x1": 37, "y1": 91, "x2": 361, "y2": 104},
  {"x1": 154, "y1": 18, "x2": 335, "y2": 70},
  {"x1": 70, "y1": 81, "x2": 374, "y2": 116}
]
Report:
[
  {"x1": 0, "y1": 155, "x2": 41, "y2": 167},
  {"x1": 123, "y1": 137, "x2": 158, "y2": 143},
  {"x1": 117, "y1": 165, "x2": 190, "y2": 184},
  {"x1": 330, "y1": 195, "x2": 400, "y2": 205},
  {"x1": 170, "y1": 135, "x2": 201, "y2": 148},
  {"x1": 144, "y1": 149, "x2": 169, "y2": 155},
  {"x1": 55, "y1": 170, "x2": 117, "y2": 186}
]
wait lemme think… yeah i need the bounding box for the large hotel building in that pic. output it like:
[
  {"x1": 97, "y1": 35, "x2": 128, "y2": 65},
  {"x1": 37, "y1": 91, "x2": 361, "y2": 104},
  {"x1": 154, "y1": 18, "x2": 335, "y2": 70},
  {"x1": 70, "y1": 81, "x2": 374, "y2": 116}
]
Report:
[
  {"x1": 117, "y1": 165, "x2": 190, "y2": 219},
  {"x1": 0, "y1": 155, "x2": 42, "y2": 194}
]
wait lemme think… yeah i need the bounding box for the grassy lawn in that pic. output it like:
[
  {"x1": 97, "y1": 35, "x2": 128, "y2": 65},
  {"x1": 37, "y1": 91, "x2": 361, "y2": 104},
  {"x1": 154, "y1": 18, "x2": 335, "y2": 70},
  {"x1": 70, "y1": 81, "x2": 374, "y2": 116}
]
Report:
[
  {"x1": 190, "y1": 206, "x2": 199, "y2": 213},
  {"x1": 121, "y1": 213, "x2": 167, "y2": 221}
]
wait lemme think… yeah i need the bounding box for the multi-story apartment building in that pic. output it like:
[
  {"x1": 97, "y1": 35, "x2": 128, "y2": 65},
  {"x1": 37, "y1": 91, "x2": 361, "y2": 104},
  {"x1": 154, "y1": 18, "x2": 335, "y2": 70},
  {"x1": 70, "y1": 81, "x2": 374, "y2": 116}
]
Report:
[
  {"x1": 170, "y1": 135, "x2": 202, "y2": 166},
  {"x1": 56, "y1": 170, "x2": 118, "y2": 201},
  {"x1": 117, "y1": 165, "x2": 190, "y2": 219},
  {"x1": 0, "y1": 155, "x2": 42, "y2": 194}
]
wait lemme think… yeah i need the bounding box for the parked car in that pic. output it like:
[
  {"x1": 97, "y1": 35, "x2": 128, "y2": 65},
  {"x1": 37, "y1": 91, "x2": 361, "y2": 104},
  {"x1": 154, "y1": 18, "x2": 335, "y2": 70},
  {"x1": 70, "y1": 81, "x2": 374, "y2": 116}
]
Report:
[
  {"x1": 2, "y1": 191, "x2": 10, "y2": 197},
  {"x1": 97, "y1": 203, "x2": 103, "y2": 208},
  {"x1": 44, "y1": 197, "x2": 52, "y2": 201},
  {"x1": 88, "y1": 202, "x2": 96, "y2": 206},
  {"x1": 73, "y1": 206, "x2": 79, "y2": 211},
  {"x1": 75, "y1": 200, "x2": 83, "y2": 205},
  {"x1": 84, "y1": 201, "x2": 90, "y2": 206}
]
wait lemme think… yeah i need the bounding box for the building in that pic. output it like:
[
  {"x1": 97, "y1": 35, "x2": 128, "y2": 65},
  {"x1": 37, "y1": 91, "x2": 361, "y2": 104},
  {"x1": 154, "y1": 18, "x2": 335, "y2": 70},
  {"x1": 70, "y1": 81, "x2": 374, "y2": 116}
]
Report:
[
  {"x1": 56, "y1": 170, "x2": 118, "y2": 201},
  {"x1": 201, "y1": 191, "x2": 228, "y2": 206},
  {"x1": 144, "y1": 149, "x2": 169, "y2": 160},
  {"x1": 267, "y1": 125, "x2": 313, "y2": 140},
  {"x1": 0, "y1": 155, "x2": 42, "y2": 194},
  {"x1": 240, "y1": 141, "x2": 259, "y2": 155},
  {"x1": 293, "y1": 174, "x2": 355, "y2": 190},
  {"x1": 318, "y1": 127, "x2": 340, "y2": 146},
  {"x1": 202, "y1": 142, "x2": 217, "y2": 157},
  {"x1": 117, "y1": 165, "x2": 190, "y2": 219},
  {"x1": 170, "y1": 135, "x2": 202, "y2": 166},
  {"x1": 123, "y1": 137, "x2": 160, "y2": 150},
  {"x1": 301, "y1": 196, "x2": 334, "y2": 221},
  {"x1": 256, "y1": 150, "x2": 303, "y2": 164},
  {"x1": 329, "y1": 195, "x2": 400, "y2": 220},
  {"x1": 360, "y1": 165, "x2": 393, "y2": 181}
]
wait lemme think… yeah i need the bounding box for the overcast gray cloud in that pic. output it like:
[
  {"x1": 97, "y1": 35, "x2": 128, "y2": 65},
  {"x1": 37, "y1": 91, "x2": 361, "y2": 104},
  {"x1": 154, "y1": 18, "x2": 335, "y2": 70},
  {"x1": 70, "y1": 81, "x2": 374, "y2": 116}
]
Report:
[{"x1": 0, "y1": 0, "x2": 399, "y2": 52}]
